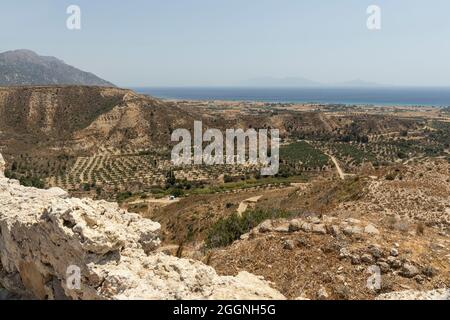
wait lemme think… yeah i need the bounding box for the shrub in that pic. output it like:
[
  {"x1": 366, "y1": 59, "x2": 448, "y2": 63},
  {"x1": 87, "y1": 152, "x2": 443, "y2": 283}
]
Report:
[
  {"x1": 171, "y1": 188, "x2": 184, "y2": 198},
  {"x1": 116, "y1": 191, "x2": 133, "y2": 203},
  {"x1": 223, "y1": 175, "x2": 233, "y2": 183},
  {"x1": 205, "y1": 209, "x2": 296, "y2": 248},
  {"x1": 18, "y1": 176, "x2": 45, "y2": 189}
]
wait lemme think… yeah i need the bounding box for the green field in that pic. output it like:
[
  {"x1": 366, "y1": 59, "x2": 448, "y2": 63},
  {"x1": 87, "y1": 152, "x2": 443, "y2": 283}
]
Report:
[{"x1": 280, "y1": 141, "x2": 330, "y2": 169}]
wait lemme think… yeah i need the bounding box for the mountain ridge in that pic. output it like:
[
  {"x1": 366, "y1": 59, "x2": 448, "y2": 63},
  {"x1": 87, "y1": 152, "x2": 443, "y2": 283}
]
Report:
[{"x1": 0, "y1": 49, "x2": 114, "y2": 87}]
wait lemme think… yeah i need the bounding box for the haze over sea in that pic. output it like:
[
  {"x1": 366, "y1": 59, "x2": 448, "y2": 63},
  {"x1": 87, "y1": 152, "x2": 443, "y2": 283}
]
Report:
[{"x1": 134, "y1": 87, "x2": 450, "y2": 107}]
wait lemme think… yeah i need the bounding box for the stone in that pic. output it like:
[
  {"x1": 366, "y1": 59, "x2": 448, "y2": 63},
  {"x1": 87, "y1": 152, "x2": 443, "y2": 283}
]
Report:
[
  {"x1": 288, "y1": 219, "x2": 302, "y2": 232},
  {"x1": 377, "y1": 262, "x2": 390, "y2": 273},
  {"x1": 390, "y1": 248, "x2": 399, "y2": 257},
  {"x1": 387, "y1": 256, "x2": 402, "y2": 269},
  {"x1": 342, "y1": 225, "x2": 364, "y2": 236},
  {"x1": 351, "y1": 255, "x2": 361, "y2": 265},
  {"x1": 283, "y1": 240, "x2": 295, "y2": 250},
  {"x1": 296, "y1": 238, "x2": 309, "y2": 248},
  {"x1": 368, "y1": 245, "x2": 383, "y2": 259},
  {"x1": 0, "y1": 157, "x2": 285, "y2": 300},
  {"x1": 259, "y1": 220, "x2": 273, "y2": 233},
  {"x1": 422, "y1": 266, "x2": 437, "y2": 278},
  {"x1": 312, "y1": 224, "x2": 327, "y2": 235},
  {"x1": 339, "y1": 248, "x2": 351, "y2": 259},
  {"x1": 414, "y1": 275, "x2": 425, "y2": 284},
  {"x1": 401, "y1": 264, "x2": 420, "y2": 278},
  {"x1": 327, "y1": 225, "x2": 340, "y2": 236},
  {"x1": 322, "y1": 215, "x2": 337, "y2": 224},
  {"x1": 364, "y1": 224, "x2": 380, "y2": 235},
  {"x1": 301, "y1": 222, "x2": 313, "y2": 232},
  {"x1": 361, "y1": 254, "x2": 375, "y2": 264},
  {"x1": 240, "y1": 233, "x2": 250, "y2": 240},
  {"x1": 274, "y1": 224, "x2": 290, "y2": 233},
  {"x1": 310, "y1": 216, "x2": 321, "y2": 224},
  {"x1": 317, "y1": 286, "x2": 329, "y2": 300},
  {"x1": 345, "y1": 218, "x2": 361, "y2": 225}
]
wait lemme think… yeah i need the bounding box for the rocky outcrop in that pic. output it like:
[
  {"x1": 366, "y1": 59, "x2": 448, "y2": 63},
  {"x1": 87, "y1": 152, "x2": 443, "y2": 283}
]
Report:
[
  {"x1": 0, "y1": 154, "x2": 284, "y2": 300},
  {"x1": 354, "y1": 161, "x2": 450, "y2": 227}
]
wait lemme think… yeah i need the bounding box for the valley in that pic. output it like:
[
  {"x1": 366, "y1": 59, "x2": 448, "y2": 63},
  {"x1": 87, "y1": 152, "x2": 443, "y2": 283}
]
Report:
[{"x1": 0, "y1": 86, "x2": 449, "y2": 300}]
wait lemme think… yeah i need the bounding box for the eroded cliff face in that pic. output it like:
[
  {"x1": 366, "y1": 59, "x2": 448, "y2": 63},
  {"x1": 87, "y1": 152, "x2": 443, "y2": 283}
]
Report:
[{"x1": 0, "y1": 154, "x2": 284, "y2": 300}]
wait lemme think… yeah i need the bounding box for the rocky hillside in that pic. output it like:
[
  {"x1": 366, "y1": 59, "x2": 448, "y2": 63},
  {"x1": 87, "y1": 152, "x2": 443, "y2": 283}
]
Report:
[
  {"x1": 0, "y1": 153, "x2": 284, "y2": 300},
  {"x1": 0, "y1": 86, "x2": 199, "y2": 156},
  {"x1": 0, "y1": 50, "x2": 114, "y2": 87},
  {"x1": 204, "y1": 161, "x2": 450, "y2": 300}
]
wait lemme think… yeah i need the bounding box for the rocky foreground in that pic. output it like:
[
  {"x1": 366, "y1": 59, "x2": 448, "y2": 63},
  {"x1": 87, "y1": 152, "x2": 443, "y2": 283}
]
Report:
[{"x1": 0, "y1": 154, "x2": 284, "y2": 299}]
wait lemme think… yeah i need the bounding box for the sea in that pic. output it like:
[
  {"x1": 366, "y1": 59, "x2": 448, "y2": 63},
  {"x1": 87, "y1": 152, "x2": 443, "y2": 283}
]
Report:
[{"x1": 132, "y1": 87, "x2": 450, "y2": 107}]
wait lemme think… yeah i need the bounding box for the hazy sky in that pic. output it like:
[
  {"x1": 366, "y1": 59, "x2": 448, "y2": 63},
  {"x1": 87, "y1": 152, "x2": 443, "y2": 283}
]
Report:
[{"x1": 1, "y1": 0, "x2": 450, "y2": 87}]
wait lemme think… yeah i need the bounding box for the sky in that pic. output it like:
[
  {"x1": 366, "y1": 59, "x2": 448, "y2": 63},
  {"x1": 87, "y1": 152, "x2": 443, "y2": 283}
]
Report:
[{"x1": 1, "y1": 0, "x2": 450, "y2": 87}]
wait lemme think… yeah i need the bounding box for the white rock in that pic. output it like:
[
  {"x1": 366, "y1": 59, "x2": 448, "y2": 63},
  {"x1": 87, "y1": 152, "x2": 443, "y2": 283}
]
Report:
[
  {"x1": 317, "y1": 286, "x2": 329, "y2": 299},
  {"x1": 288, "y1": 219, "x2": 303, "y2": 232},
  {"x1": 312, "y1": 224, "x2": 327, "y2": 235},
  {"x1": 345, "y1": 218, "x2": 361, "y2": 225},
  {"x1": 401, "y1": 264, "x2": 420, "y2": 278},
  {"x1": 274, "y1": 223, "x2": 290, "y2": 233},
  {"x1": 301, "y1": 222, "x2": 313, "y2": 232},
  {"x1": 0, "y1": 154, "x2": 285, "y2": 300},
  {"x1": 364, "y1": 224, "x2": 380, "y2": 235},
  {"x1": 259, "y1": 220, "x2": 274, "y2": 233},
  {"x1": 342, "y1": 225, "x2": 364, "y2": 236}
]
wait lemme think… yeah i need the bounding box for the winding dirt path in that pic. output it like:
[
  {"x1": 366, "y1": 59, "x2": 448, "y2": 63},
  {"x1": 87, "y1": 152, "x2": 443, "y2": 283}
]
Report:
[{"x1": 329, "y1": 155, "x2": 345, "y2": 180}]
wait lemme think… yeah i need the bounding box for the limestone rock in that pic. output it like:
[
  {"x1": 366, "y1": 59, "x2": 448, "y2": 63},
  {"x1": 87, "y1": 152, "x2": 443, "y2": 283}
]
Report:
[
  {"x1": 368, "y1": 245, "x2": 384, "y2": 259},
  {"x1": 274, "y1": 223, "x2": 290, "y2": 233},
  {"x1": 342, "y1": 225, "x2": 364, "y2": 236},
  {"x1": 387, "y1": 256, "x2": 402, "y2": 269},
  {"x1": 364, "y1": 224, "x2": 380, "y2": 235},
  {"x1": 0, "y1": 156, "x2": 284, "y2": 300},
  {"x1": 259, "y1": 220, "x2": 273, "y2": 233},
  {"x1": 401, "y1": 264, "x2": 420, "y2": 278},
  {"x1": 283, "y1": 240, "x2": 295, "y2": 250},
  {"x1": 301, "y1": 222, "x2": 313, "y2": 232},
  {"x1": 390, "y1": 248, "x2": 399, "y2": 257},
  {"x1": 361, "y1": 254, "x2": 375, "y2": 264},
  {"x1": 312, "y1": 224, "x2": 327, "y2": 235},
  {"x1": 288, "y1": 219, "x2": 302, "y2": 232},
  {"x1": 317, "y1": 286, "x2": 329, "y2": 299}
]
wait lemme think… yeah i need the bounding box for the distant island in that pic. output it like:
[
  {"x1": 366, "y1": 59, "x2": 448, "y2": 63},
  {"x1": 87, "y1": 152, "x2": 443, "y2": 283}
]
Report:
[{"x1": 241, "y1": 76, "x2": 383, "y2": 87}]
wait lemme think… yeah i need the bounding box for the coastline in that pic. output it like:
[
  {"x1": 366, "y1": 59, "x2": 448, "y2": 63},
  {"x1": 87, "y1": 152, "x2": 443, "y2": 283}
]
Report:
[{"x1": 131, "y1": 86, "x2": 450, "y2": 107}]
